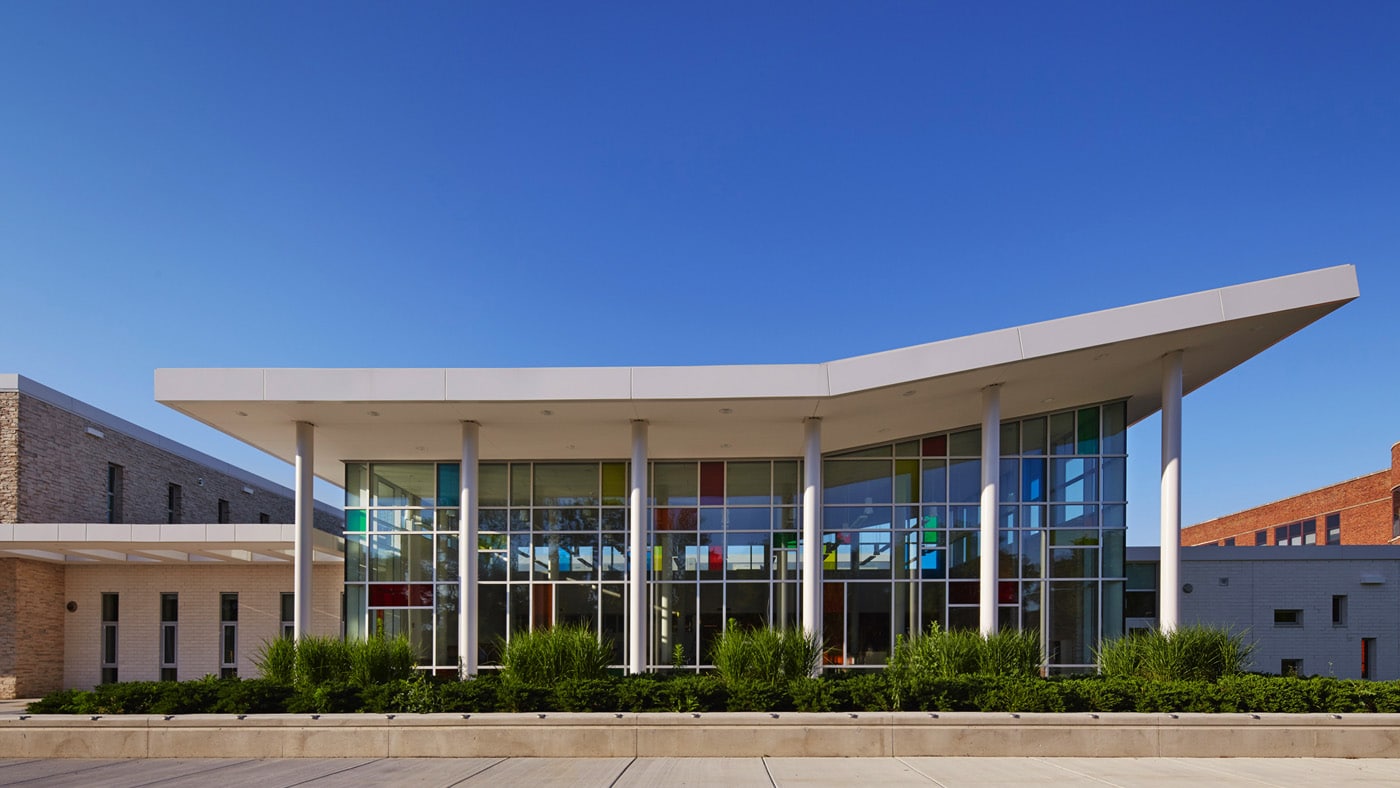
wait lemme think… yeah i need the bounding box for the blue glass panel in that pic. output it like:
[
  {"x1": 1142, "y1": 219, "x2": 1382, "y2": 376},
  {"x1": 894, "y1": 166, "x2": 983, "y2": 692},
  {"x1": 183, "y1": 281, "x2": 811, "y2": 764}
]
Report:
[
  {"x1": 437, "y1": 463, "x2": 460, "y2": 508},
  {"x1": 1021, "y1": 459, "x2": 1047, "y2": 502}
]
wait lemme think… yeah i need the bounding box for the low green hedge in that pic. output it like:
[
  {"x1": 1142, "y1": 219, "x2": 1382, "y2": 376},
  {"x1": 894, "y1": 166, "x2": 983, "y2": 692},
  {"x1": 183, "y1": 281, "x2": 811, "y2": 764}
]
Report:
[{"x1": 28, "y1": 673, "x2": 1400, "y2": 715}]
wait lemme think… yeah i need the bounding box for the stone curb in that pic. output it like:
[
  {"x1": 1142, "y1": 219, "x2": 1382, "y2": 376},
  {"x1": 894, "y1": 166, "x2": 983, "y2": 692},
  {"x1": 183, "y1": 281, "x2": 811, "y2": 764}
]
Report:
[{"x1": 2, "y1": 712, "x2": 1399, "y2": 758}]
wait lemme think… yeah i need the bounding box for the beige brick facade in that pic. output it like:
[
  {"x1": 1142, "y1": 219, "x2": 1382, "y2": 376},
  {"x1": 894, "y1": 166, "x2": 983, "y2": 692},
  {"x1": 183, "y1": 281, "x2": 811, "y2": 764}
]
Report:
[{"x1": 62, "y1": 563, "x2": 341, "y2": 690}]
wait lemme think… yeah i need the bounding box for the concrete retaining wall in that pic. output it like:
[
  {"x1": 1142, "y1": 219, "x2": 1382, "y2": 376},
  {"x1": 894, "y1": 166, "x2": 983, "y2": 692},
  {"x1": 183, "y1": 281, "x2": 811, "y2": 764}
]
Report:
[{"x1": 3, "y1": 712, "x2": 1399, "y2": 758}]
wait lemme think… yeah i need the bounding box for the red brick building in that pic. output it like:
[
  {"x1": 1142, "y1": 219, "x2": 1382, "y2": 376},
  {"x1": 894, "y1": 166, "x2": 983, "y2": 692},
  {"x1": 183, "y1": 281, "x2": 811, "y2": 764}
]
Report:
[{"x1": 1182, "y1": 442, "x2": 1400, "y2": 547}]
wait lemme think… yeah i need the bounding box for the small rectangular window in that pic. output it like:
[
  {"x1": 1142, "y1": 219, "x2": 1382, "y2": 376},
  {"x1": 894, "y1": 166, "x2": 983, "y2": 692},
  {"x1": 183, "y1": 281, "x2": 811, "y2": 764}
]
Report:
[
  {"x1": 106, "y1": 465, "x2": 124, "y2": 524},
  {"x1": 1274, "y1": 609, "x2": 1303, "y2": 626},
  {"x1": 217, "y1": 499, "x2": 231, "y2": 524},
  {"x1": 220, "y1": 592, "x2": 238, "y2": 678},
  {"x1": 1274, "y1": 525, "x2": 1287, "y2": 546},
  {"x1": 101, "y1": 592, "x2": 119, "y2": 684},
  {"x1": 1332, "y1": 595, "x2": 1347, "y2": 626},
  {"x1": 1302, "y1": 519, "x2": 1316, "y2": 545},
  {"x1": 1223, "y1": 537, "x2": 1235, "y2": 546},
  {"x1": 259, "y1": 512, "x2": 271, "y2": 524},
  {"x1": 1362, "y1": 638, "x2": 1376, "y2": 680},
  {"x1": 1325, "y1": 513, "x2": 1341, "y2": 545},
  {"x1": 159, "y1": 593, "x2": 178, "y2": 681},
  {"x1": 1281, "y1": 658, "x2": 1303, "y2": 678},
  {"x1": 281, "y1": 592, "x2": 295, "y2": 639},
  {"x1": 1254, "y1": 530, "x2": 1267, "y2": 546},
  {"x1": 167, "y1": 484, "x2": 183, "y2": 524}
]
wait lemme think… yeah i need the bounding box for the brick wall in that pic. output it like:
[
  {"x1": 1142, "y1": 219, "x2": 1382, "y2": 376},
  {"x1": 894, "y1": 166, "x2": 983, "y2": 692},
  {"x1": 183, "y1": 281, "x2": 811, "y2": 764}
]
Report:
[
  {"x1": 0, "y1": 393, "x2": 17, "y2": 523},
  {"x1": 1182, "y1": 469, "x2": 1392, "y2": 547},
  {"x1": 14, "y1": 392, "x2": 340, "y2": 533},
  {"x1": 62, "y1": 563, "x2": 342, "y2": 690},
  {"x1": 0, "y1": 558, "x2": 66, "y2": 699}
]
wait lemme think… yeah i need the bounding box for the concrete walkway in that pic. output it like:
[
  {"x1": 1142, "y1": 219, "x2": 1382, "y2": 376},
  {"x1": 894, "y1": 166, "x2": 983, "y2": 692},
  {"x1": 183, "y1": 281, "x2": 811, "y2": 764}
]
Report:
[{"x1": 4, "y1": 757, "x2": 1400, "y2": 786}]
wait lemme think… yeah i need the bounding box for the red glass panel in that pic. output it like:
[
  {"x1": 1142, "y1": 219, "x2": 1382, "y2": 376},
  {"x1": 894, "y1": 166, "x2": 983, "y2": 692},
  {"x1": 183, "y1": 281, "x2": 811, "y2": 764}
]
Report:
[
  {"x1": 949, "y1": 581, "x2": 978, "y2": 605},
  {"x1": 368, "y1": 584, "x2": 408, "y2": 607},
  {"x1": 410, "y1": 584, "x2": 434, "y2": 607},
  {"x1": 700, "y1": 462, "x2": 724, "y2": 505},
  {"x1": 709, "y1": 546, "x2": 723, "y2": 572},
  {"x1": 922, "y1": 435, "x2": 947, "y2": 456},
  {"x1": 998, "y1": 581, "x2": 1019, "y2": 605}
]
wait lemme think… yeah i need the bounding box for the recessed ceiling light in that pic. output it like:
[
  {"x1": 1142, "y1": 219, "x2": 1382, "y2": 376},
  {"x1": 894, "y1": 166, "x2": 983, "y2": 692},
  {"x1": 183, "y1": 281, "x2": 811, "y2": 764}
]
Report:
[
  {"x1": 540, "y1": 409, "x2": 553, "y2": 416},
  {"x1": 902, "y1": 390, "x2": 917, "y2": 398},
  {"x1": 367, "y1": 410, "x2": 380, "y2": 417},
  {"x1": 566, "y1": 444, "x2": 576, "y2": 450},
  {"x1": 235, "y1": 411, "x2": 248, "y2": 417},
  {"x1": 718, "y1": 408, "x2": 733, "y2": 415},
  {"x1": 415, "y1": 446, "x2": 425, "y2": 452},
  {"x1": 1041, "y1": 397, "x2": 1055, "y2": 404},
  {"x1": 720, "y1": 443, "x2": 731, "y2": 449}
]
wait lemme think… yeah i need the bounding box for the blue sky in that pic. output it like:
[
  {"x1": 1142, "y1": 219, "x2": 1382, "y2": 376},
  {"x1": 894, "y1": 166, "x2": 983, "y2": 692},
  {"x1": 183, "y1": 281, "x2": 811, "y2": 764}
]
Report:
[{"x1": 2, "y1": 2, "x2": 1396, "y2": 545}]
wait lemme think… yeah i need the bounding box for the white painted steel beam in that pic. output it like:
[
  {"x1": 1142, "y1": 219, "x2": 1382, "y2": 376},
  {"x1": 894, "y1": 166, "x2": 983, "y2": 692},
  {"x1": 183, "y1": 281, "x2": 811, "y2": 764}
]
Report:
[
  {"x1": 802, "y1": 417, "x2": 822, "y2": 671},
  {"x1": 460, "y1": 420, "x2": 480, "y2": 676},
  {"x1": 1160, "y1": 351, "x2": 1183, "y2": 632},
  {"x1": 980, "y1": 384, "x2": 1001, "y2": 636},
  {"x1": 294, "y1": 421, "x2": 314, "y2": 641},
  {"x1": 629, "y1": 420, "x2": 648, "y2": 673}
]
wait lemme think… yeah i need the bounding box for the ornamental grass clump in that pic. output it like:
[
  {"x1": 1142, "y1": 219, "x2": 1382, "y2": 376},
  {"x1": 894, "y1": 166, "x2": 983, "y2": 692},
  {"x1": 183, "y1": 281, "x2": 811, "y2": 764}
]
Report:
[
  {"x1": 709, "y1": 620, "x2": 822, "y2": 685},
  {"x1": 253, "y1": 634, "x2": 418, "y2": 688},
  {"x1": 498, "y1": 625, "x2": 613, "y2": 684},
  {"x1": 1095, "y1": 625, "x2": 1254, "y2": 682}
]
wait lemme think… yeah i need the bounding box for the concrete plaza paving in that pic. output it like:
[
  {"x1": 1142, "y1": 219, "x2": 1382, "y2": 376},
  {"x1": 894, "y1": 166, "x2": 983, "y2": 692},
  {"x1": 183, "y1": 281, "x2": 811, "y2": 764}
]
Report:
[{"x1": 4, "y1": 757, "x2": 1400, "y2": 786}]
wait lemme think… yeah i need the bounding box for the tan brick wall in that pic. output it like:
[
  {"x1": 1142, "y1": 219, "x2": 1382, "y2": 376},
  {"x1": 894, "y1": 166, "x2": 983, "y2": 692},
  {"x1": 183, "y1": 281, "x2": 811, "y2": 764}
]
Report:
[
  {"x1": 1183, "y1": 470, "x2": 1392, "y2": 546},
  {"x1": 62, "y1": 563, "x2": 341, "y2": 690},
  {"x1": 0, "y1": 558, "x2": 66, "y2": 699},
  {"x1": 0, "y1": 392, "x2": 18, "y2": 523},
  {"x1": 14, "y1": 392, "x2": 339, "y2": 533}
]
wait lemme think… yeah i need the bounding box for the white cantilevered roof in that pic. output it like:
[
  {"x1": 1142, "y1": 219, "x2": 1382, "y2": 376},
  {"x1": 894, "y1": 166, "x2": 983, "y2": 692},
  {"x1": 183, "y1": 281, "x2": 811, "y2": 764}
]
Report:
[
  {"x1": 0, "y1": 523, "x2": 344, "y2": 565},
  {"x1": 157, "y1": 266, "x2": 1358, "y2": 484}
]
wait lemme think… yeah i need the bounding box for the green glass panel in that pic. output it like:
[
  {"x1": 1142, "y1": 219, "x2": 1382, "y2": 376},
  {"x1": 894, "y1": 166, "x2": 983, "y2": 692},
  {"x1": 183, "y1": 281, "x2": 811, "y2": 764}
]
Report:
[
  {"x1": 534, "y1": 463, "x2": 599, "y2": 507},
  {"x1": 1021, "y1": 417, "x2": 1047, "y2": 456},
  {"x1": 601, "y1": 462, "x2": 627, "y2": 506},
  {"x1": 510, "y1": 463, "x2": 531, "y2": 507},
  {"x1": 345, "y1": 463, "x2": 368, "y2": 507},
  {"x1": 894, "y1": 459, "x2": 919, "y2": 504},
  {"x1": 895, "y1": 440, "x2": 919, "y2": 457},
  {"x1": 437, "y1": 463, "x2": 460, "y2": 508},
  {"x1": 774, "y1": 532, "x2": 798, "y2": 549},
  {"x1": 346, "y1": 510, "x2": 367, "y2": 532},
  {"x1": 480, "y1": 464, "x2": 508, "y2": 507},
  {"x1": 1049, "y1": 413, "x2": 1075, "y2": 455},
  {"x1": 371, "y1": 463, "x2": 435, "y2": 507},
  {"x1": 824, "y1": 460, "x2": 892, "y2": 505},
  {"x1": 1076, "y1": 407, "x2": 1100, "y2": 454},
  {"x1": 949, "y1": 429, "x2": 981, "y2": 456},
  {"x1": 831, "y1": 444, "x2": 891, "y2": 458}
]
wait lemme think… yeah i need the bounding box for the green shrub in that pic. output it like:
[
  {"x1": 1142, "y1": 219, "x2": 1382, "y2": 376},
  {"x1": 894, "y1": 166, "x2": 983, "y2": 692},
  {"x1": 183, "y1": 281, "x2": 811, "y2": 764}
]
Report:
[
  {"x1": 615, "y1": 675, "x2": 664, "y2": 712},
  {"x1": 888, "y1": 624, "x2": 981, "y2": 684},
  {"x1": 26, "y1": 689, "x2": 91, "y2": 714},
  {"x1": 348, "y1": 635, "x2": 418, "y2": 687},
  {"x1": 285, "y1": 681, "x2": 363, "y2": 714},
  {"x1": 293, "y1": 636, "x2": 353, "y2": 688},
  {"x1": 655, "y1": 674, "x2": 726, "y2": 712},
  {"x1": 439, "y1": 674, "x2": 503, "y2": 712},
  {"x1": 789, "y1": 676, "x2": 836, "y2": 712},
  {"x1": 831, "y1": 672, "x2": 895, "y2": 712},
  {"x1": 209, "y1": 678, "x2": 294, "y2": 714},
  {"x1": 710, "y1": 621, "x2": 822, "y2": 686},
  {"x1": 252, "y1": 636, "x2": 296, "y2": 684},
  {"x1": 361, "y1": 673, "x2": 441, "y2": 713},
  {"x1": 498, "y1": 625, "x2": 612, "y2": 685},
  {"x1": 978, "y1": 629, "x2": 1043, "y2": 678},
  {"x1": 725, "y1": 679, "x2": 792, "y2": 711},
  {"x1": 1096, "y1": 625, "x2": 1253, "y2": 682},
  {"x1": 552, "y1": 678, "x2": 619, "y2": 712}
]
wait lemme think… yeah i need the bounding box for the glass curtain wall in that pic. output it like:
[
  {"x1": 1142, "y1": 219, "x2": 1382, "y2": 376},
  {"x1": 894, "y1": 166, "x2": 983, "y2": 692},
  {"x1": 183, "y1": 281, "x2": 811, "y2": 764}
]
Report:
[
  {"x1": 820, "y1": 401, "x2": 1127, "y2": 671},
  {"x1": 343, "y1": 401, "x2": 1125, "y2": 674}
]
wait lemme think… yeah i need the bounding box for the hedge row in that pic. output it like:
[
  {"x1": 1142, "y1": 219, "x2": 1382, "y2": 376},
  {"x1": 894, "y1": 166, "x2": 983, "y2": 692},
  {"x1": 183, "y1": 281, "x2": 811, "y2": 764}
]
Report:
[{"x1": 28, "y1": 673, "x2": 1400, "y2": 715}]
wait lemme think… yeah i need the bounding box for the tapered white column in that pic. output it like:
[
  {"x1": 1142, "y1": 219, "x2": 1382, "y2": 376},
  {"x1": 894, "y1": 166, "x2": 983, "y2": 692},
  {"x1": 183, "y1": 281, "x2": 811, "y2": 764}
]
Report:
[
  {"x1": 980, "y1": 385, "x2": 1001, "y2": 636},
  {"x1": 459, "y1": 421, "x2": 480, "y2": 676},
  {"x1": 293, "y1": 421, "x2": 314, "y2": 641},
  {"x1": 628, "y1": 420, "x2": 649, "y2": 673},
  {"x1": 1160, "y1": 352, "x2": 1183, "y2": 632},
  {"x1": 802, "y1": 417, "x2": 822, "y2": 670}
]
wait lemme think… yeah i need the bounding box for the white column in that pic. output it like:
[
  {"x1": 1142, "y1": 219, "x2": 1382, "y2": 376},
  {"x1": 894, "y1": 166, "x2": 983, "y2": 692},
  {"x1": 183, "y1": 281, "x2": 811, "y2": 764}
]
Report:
[
  {"x1": 1160, "y1": 351, "x2": 1183, "y2": 632},
  {"x1": 980, "y1": 385, "x2": 1001, "y2": 636},
  {"x1": 802, "y1": 417, "x2": 822, "y2": 670},
  {"x1": 459, "y1": 421, "x2": 480, "y2": 677},
  {"x1": 628, "y1": 420, "x2": 648, "y2": 673},
  {"x1": 293, "y1": 421, "x2": 314, "y2": 641}
]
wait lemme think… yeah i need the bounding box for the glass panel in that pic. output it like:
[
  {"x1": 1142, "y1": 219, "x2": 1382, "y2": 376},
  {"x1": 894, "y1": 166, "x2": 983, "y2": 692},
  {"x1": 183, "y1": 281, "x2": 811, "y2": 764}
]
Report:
[
  {"x1": 345, "y1": 463, "x2": 368, "y2": 507},
  {"x1": 948, "y1": 458, "x2": 981, "y2": 502},
  {"x1": 773, "y1": 462, "x2": 800, "y2": 506},
  {"x1": 1021, "y1": 417, "x2": 1046, "y2": 456},
  {"x1": 725, "y1": 531, "x2": 770, "y2": 580},
  {"x1": 346, "y1": 535, "x2": 367, "y2": 582},
  {"x1": 847, "y1": 583, "x2": 892, "y2": 664},
  {"x1": 1000, "y1": 423, "x2": 1019, "y2": 456},
  {"x1": 477, "y1": 585, "x2": 507, "y2": 662},
  {"x1": 654, "y1": 462, "x2": 698, "y2": 506},
  {"x1": 437, "y1": 463, "x2": 460, "y2": 508},
  {"x1": 894, "y1": 459, "x2": 920, "y2": 504},
  {"x1": 825, "y1": 506, "x2": 894, "y2": 531},
  {"x1": 920, "y1": 582, "x2": 946, "y2": 633},
  {"x1": 510, "y1": 463, "x2": 531, "y2": 507},
  {"x1": 1102, "y1": 580, "x2": 1124, "y2": 642},
  {"x1": 724, "y1": 508, "x2": 770, "y2": 530},
  {"x1": 998, "y1": 529, "x2": 1018, "y2": 577},
  {"x1": 1048, "y1": 581, "x2": 1097, "y2": 666},
  {"x1": 1101, "y1": 457, "x2": 1126, "y2": 502},
  {"x1": 220, "y1": 594, "x2": 238, "y2": 622},
  {"x1": 162, "y1": 627, "x2": 176, "y2": 663},
  {"x1": 655, "y1": 507, "x2": 698, "y2": 531},
  {"x1": 436, "y1": 584, "x2": 459, "y2": 666},
  {"x1": 372, "y1": 508, "x2": 433, "y2": 532},
  {"x1": 480, "y1": 509, "x2": 508, "y2": 532},
  {"x1": 1020, "y1": 527, "x2": 1042, "y2": 578},
  {"x1": 948, "y1": 530, "x2": 978, "y2": 578},
  {"x1": 949, "y1": 429, "x2": 980, "y2": 456},
  {"x1": 436, "y1": 534, "x2": 459, "y2": 581},
  {"x1": 699, "y1": 583, "x2": 723, "y2": 661},
  {"x1": 653, "y1": 580, "x2": 696, "y2": 666},
  {"x1": 824, "y1": 460, "x2": 892, "y2": 505},
  {"x1": 1102, "y1": 529, "x2": 1125, "y2": 577},
  {"x1": 601, "y1": 533, "x2": 627, "y2": 580},
  {"x1": 727, "y1": 462, "x2": 771, "y2": 505},
  {"x1": 346, "y1": 510, "x2": 367, "y2": 533},
  {"x1": 1076, "y1": 406, "x2": 1100, "y2": 454},
  {"x1": 700, "y1": 462, "x2": 724, "y2": 505},
  {"x1": 1051, "y1": 458, "x2": 1098, "y2": 503},
  {"x1": 160, "y1": 594, "x2": 178, "y2": 622},
  {"x1": 1102, "y1": 401, "x2": 1127, "y2": 454},
  {"x1": 1049, "y1": 548, "x2": 1099, "y2": 578},
  {"x1": 921, "y1": 460, "x2": 948, "y2": 503},
  {"x1": 534, "y1": 464, "x2": 599, "y2": 506},
  {"x1": 480, "y1": 464, "x2": 508, "y2": 506},
  {"x1": 1049, "y1": 412, "x2": 1075, "y2": 456},
  {"x1": 833, "y1": 445, "x2": 891, "y2": 458},
  {"x1": 537, "y1": 508, "x2": 599, "y2": 532},
  {"x1": 371, "y1": 464, "x2": 435, "y2": 507},
  {"x1": 601, "y1": 462, "x2": 627, "y2": 507},
  {"x1": 1101, "y1": 504, "x2": 1126, "y2": 529},
  {"x1": 921, "y1": 435, "x2": 947, "y2": 457},
  {"x1": 895, "y1": 440, "x2": 919, "y2": 457},
  {"x1": 999, "y1": 459, "x2": 1018, "y2": 503},
  {"x1": 346, "y1": 585, "x2": 366, "y2": 641}
]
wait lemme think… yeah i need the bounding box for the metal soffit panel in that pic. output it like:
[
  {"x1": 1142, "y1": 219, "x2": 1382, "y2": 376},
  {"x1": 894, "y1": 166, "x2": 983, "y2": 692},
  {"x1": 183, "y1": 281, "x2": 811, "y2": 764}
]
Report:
[{"x1": 155, "y1": 266, "x2": 1358, "y2": 483}]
